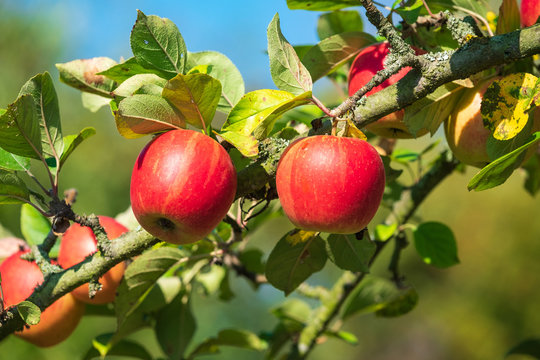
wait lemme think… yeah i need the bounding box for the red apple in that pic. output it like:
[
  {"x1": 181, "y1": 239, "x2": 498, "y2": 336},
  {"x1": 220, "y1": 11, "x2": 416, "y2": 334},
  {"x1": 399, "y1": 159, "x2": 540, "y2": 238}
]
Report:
[
  {"x1": 521, "y1": 0, "x2": 540, "y2": 27},
  {"x1": 0, "y1": 237, "x2": 28, "y2": 264},
  {"x1": 130, "y1": 129, "x2": 237, "y2": 244},
  {"x1": 348, "y1": 42, "x2": 428, "y2": 139},
  {"x1": 58, "y1": 216, "x2": 128, "y2": 304},
  {"x1": 0, "y1": 250, "x2": 85, "y2": 347},
  {"x1": 276, "y1": 136, "x2": 386, "y2": 233}
]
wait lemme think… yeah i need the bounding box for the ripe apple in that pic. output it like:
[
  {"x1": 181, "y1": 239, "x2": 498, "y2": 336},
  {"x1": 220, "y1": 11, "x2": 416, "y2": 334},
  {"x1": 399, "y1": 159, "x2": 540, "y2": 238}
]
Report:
[
  {"x1": 276, "y1": 135, "x2": 386, "y2": 233},
  {"x1": 0, "y1": 250, "x2": 85, "y2": 347},
  {"x1": 348, "y1": 42, "x2": 428, "y2": 139},
  {"x1": 0, "y1": 237, "x2": 27, "y2": 264},
  {"x1": 58, "y1": 216, "x2": 128, "y2": 304},
  {"x1": 130, "y1": 129, "x2": 237, "y2": 244},
  {"x1": 445, "y1": 79, "x2": 540, "y2": 168},
  {"x1": 521, "y1": 0, "x2": 540, "y2": 27}
]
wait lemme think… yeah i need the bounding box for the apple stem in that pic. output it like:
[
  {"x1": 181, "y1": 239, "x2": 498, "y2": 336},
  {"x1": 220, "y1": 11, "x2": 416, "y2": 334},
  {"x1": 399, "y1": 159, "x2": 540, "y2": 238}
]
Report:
[{"x1": 331, "y1": 119, "x2": 338, "y2": 136}]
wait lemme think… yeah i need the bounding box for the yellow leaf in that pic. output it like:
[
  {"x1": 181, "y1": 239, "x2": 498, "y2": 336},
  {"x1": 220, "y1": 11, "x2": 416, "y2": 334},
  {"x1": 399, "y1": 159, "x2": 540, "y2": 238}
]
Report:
[
  {"x1": 481, "y1": 73, "x2": 540, "y2": 140},
  {"x1": 285, "y1": 229, "x2": 318, "y2": 246},
  {"x1": 345, "y1": 119, "x2": 367, "y2": 140}
]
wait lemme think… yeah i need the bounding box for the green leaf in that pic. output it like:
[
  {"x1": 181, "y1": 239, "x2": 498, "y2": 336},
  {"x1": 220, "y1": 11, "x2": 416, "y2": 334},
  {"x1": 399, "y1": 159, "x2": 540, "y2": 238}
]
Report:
[
  {"x1": 112, "y1": 74, "x2": 167, "y2": 98},
  {"x1": 197, "y1": 265, "x2": 226, "y2": 295},
  {"x1": 222, "y1": 89, "x2": 312, "y2": 141},
  {"x1": 505, "y1": 338, "x2": 540, "y2": 359},
  {"x1": 18, "y1": 72, "x2": 63, "y2": 160},
  {"x1": 342, "y1": 276, "x2": 418, "y2": 319},
  {"x1": 468, "y1": 132, "x2": 540, "y2": 191},
  {"x1": 0, "y1": 169, "x2": 30, "y2": 204},
  {"x1": 81, "y1": 93, "x2": 111, "y2": 113},
  {"x1": 115, "y1": 246, "x2": 187, "y2": 328},
  {"x1": 271, "y1": 298, "x2": 312, "y2": 328},
  {"x1": 98, "y1": 57, "x2": 166, "y2": 83},
  {"x1": 317, "y1": 10, "x2": 363, "y2": 40},
  {"x1": 523, "y1": 153, "x2": 540, "y2": 196},
  {"x1": 324, "y1": 330, "x2": 358, "y2": 345},
  {"x1": 162, "y1": 73, "x2": 222, "y2": 129},
  {"x1": 453, "y1": 0, "x2": 490, "y2": 15},
  {"x1": 287, "y1": 0, "x2": 360, "y2": 11},
  {"x1": 391, "y1": 149, "x2": 420, "y2": 163},
  {"x1": 302, "y1": 32, "x2": 376, "y2": 82},
  {"x1": 155, "y1": 291, "x2": 196, "y2": 359},
  {"x1": 0, "y1": 147, "x2": 30, "y2": 171},
  {"x1": 404, "y1": 82, "x2": 466, "y2": 136},
  {"x1": 0, "y1": 95, "x2": 42, "y2": 159},
  {"x1": 130, "y1": 10, "x2": 187, "y2": 78},
  {"x1": 413, "y1": 221, "x2": 459, "y2": 268},
  {"x1": 394, "y1": 0, "x2": 424, "y2": 24},
  {"x1": 59, "y1": 127, "x2": 96, "y2": 169},
  {"x1": 187, "y1": 51, "x2": 245, "y2": 113},
  {"x1": 83, "y1": 335, "x2": 153, "y2": 360},
  {"x1": 496, "y1": 0, "x2": 520, "y2": 35},
  {"x1": 324, "y1": 233, "x2": 375, "y2": 272},
  {"x1": 17, "y1": 301, "x2": 41, "y2": 325},
  {"x1": 20, "y1": 203, "x2": 50, "y2": 246},
  {"x1": 114, "y1": 94, "x2": 185, "y2": 138},
  {"x1": 267, "y1": 13, "x2": 312, "y2": 95},
  {"x1": 265, "y1": 230, "x2": 327, "y2": 295},
  {"x1": 56, "y1": 57, "x2": 117, "y2": 97},
  {"x1": 219, "y1": 131, "x2": 259, "y2": 157},
  {"x1": 187, "y1": 329, "x2": 268, "y2": 358},
  {"x1": 374, "y1": 223, "x2": 398, "y2": 242}
]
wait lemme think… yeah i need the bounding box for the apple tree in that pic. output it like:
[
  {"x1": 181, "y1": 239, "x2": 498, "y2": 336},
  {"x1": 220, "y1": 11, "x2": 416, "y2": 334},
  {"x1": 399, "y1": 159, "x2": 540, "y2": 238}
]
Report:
[{"x1": 0, "y1": 0, "x2": 539, "y2": 359}]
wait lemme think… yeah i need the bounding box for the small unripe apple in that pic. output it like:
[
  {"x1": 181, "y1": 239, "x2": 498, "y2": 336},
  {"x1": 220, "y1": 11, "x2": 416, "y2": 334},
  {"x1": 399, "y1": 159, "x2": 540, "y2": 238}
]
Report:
[
  {"x1": 130, "y1": 129, "x2": 237, "y2": 244},
  {"x1": 521, "y1": 0, "x2": 540, "y2": 27},
  {"x1": 276, "y1": 136, "x2": 385, "y2": 233},
  {"x1": 58, "y1": 216, "x2": 128, "y2": 304},
  {"x1": 348, "y1": 42, "x2": 428, "y2": 139},
  {"x1": 0, "y1": 250, "x2": 85, "y2": 347},
  {"x1": 445, "y1": 79, "x2": 540, "y2": 168}
]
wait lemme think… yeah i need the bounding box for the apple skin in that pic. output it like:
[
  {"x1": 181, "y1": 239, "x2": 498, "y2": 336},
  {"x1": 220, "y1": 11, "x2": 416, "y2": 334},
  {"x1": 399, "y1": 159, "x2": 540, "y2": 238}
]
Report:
[
  {"x1": 130, "y1": 129, "x2": 237, "y2": 245},
  {"x1": 521, "y1": 0, "x2": 540, "y2": 27},
  {"x1": 276, "y1": 136, "x2": 386, "y2": 234},
  {"x1": 445, "y1": 79, "x2": 540, "y2": 168},
  {"x1": 0, "y1": 250, "x2": 85, "y2": 347},
  {"x1": 0, "y1": 237, "x2": 28, "y2": 264},
  {"x1": 348, "y1": 42, "x2": 428, "y2": 139},
  {"x1": 58, "y1": 216, "x2": 128, "y2": 304}
]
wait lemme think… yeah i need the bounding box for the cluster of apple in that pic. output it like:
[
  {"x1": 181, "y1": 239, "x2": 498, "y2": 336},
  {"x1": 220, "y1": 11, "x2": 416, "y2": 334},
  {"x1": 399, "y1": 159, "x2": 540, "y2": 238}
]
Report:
[{"x1": 0, "y1": 216, "x2": 128, "y2": 346}]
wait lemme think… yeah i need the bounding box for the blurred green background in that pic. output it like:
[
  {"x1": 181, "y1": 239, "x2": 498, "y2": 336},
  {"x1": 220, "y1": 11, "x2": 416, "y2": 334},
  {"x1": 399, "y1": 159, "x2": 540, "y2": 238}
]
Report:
[{"x1": 0, "y1": 1, "x2": 539, "y2": 359}]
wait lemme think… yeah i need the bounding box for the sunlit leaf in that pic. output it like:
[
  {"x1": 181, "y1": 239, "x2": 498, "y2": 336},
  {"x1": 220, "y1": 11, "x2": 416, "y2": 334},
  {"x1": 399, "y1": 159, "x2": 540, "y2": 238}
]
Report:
[
  {"x1": 130, "y1": 10, "x2": 187, "y2": 78},
  {"x1": 56, "y1": 57, "x2": 117, "y2": 97},
  {"x1": 222, "y1": 89, "x2": 312, "y2": 141},
  {"x1": 0, "y1": 148, "x2": 30, "y2": 171},
  {"x1": 114, "y1": 94, "x2": 185, "y2": 138},
  {"x1": 394, "y1": 0, "x2": 424, "y2": 24},
  {"x1": 17, "y1": 301, "x2": 41, "y2": 325},
  {"x1": 218, "y1": 131, "x2": 259, "y2": 157},
  {"x1": 187, "y1": 51, "x2": 245, "y2": 113},
  {"x1": 83, "y1": 334, "x2": 153, "y2": 360},
  {"x1": 468, "y1": 132, "x2": 540, "y2": 191},
  {"x1": 162, "y1": 73, "x2": 222, "y2": 129},
  {"x1": 317, "y1": 10, "x2": 363, "y2": 40},
  {"x1": 374, "y1": 223, "x2": 397, "y2": 242},
  {"x1": 81, "y1": 93, "x2": 111, "y2": 113},
  {"x1": 267, "y1": 13, "x2": 312, "y2": 95},
  {"x1": 266, "y1": 230, "x2": 327, "y2": 295},
  {"x1": 302, "y1": 31, "x2": 375, "y2": 82},
  {"x1": 413, "y1": 221, "x2": 459, "y2": 268},
  {"x1": 481, "y1": 73, "x2": 540, "y2": 140}
]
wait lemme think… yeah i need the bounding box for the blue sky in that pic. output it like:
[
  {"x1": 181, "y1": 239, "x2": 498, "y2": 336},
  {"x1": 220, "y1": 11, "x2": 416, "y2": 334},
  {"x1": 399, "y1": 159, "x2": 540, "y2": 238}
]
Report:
[{"x1": 4, "y1": 1, "x2": 392, "y2": 90}]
